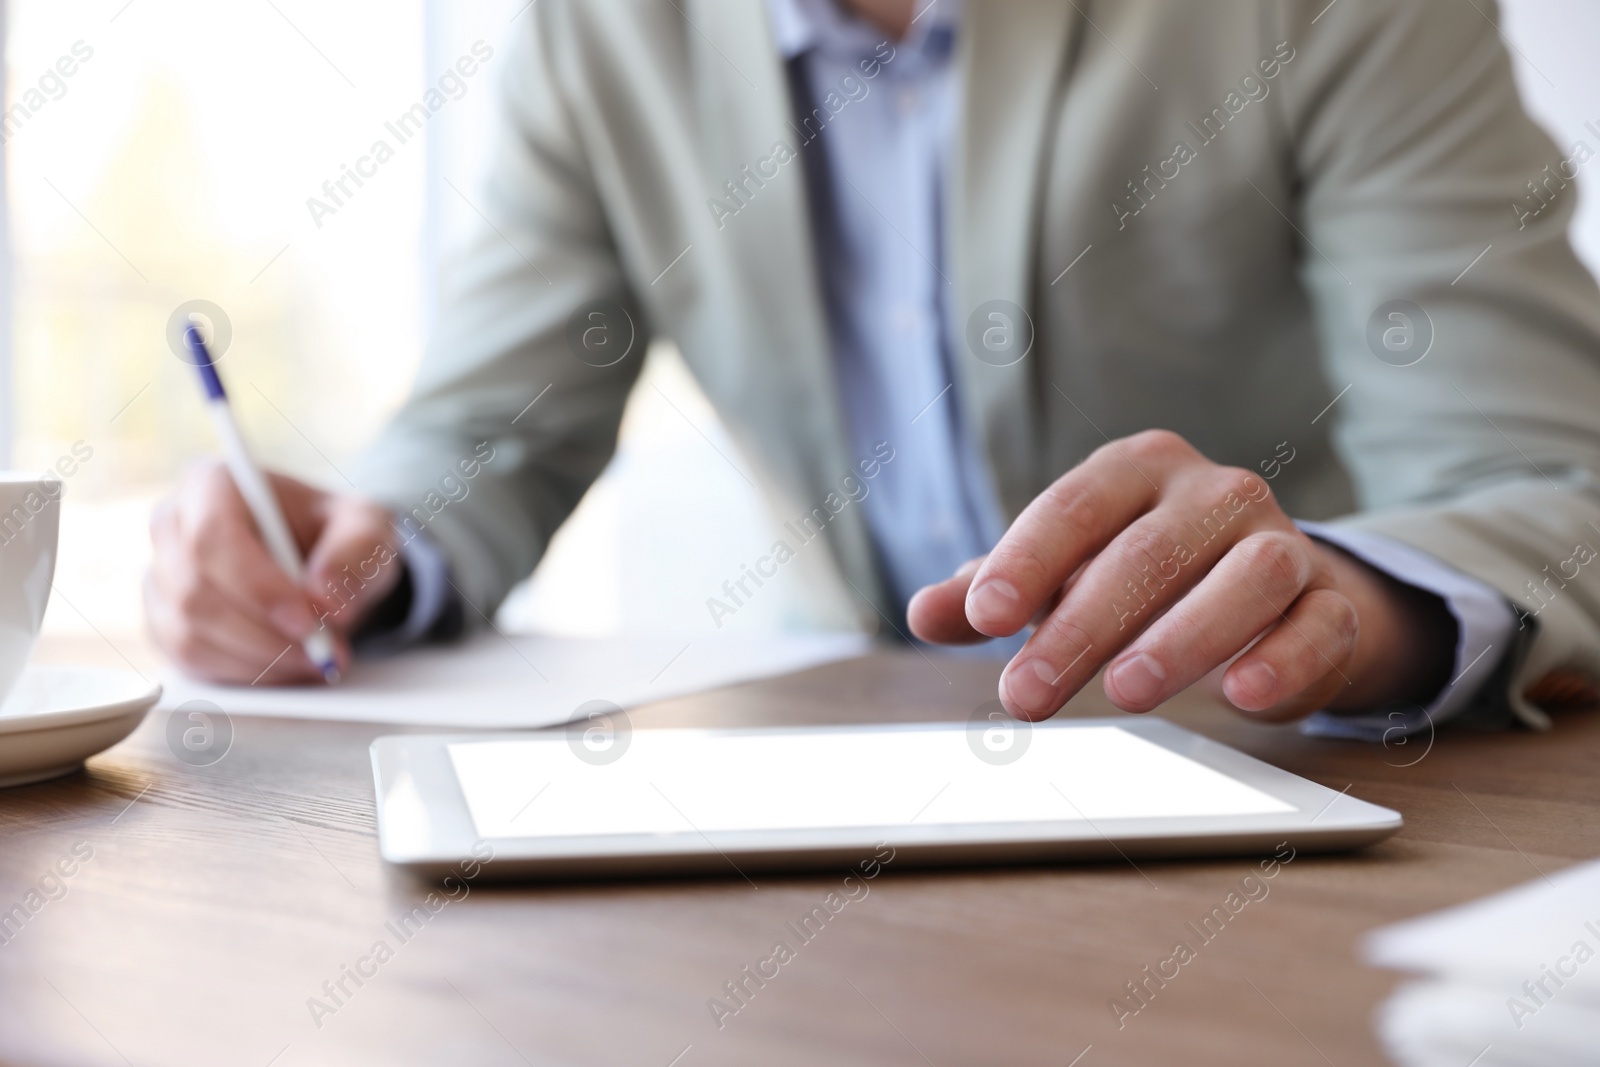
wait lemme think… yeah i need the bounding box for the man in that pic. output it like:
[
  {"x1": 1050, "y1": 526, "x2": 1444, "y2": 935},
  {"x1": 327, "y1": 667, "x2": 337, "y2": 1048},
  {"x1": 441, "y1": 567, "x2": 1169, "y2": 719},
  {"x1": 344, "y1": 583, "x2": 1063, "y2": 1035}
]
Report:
[{"x1": 147, "y1": 0, "x2": 1600, "y2": 739}]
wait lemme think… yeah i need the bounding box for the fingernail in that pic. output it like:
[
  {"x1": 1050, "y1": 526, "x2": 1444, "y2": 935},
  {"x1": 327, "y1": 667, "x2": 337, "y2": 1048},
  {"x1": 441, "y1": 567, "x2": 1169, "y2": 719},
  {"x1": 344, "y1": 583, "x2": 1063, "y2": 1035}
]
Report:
[
  {"x1": 967, "y1": 579, "x2": 1020, "y2": 625},
  {"x1": 268, "y1": 602, "x2": 315, "y2": 639},
  {"x1": 1109, "y1": 653, "x2": 1167, "y2": 708},
  {"x1": 1003, "y1": 657, "x2": 1060, "y2": 716},
  {"x1": 1232, "y1": 661, "x2": 1277, "y2": 706}
]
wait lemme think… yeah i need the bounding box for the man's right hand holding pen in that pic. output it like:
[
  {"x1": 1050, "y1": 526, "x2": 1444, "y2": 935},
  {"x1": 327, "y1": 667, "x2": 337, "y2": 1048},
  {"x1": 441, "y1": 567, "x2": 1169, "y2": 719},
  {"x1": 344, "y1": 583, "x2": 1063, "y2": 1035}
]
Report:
[{"x1": 145, "y1": 464, "x2": 400, "y2": 685}]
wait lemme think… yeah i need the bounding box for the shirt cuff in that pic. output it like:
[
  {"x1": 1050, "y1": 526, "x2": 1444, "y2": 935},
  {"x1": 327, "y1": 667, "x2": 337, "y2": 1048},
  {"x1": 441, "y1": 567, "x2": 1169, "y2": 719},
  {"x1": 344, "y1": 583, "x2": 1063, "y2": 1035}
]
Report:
[
  {"x1": 391, "y1": 529, "x2": 454, "y2": 645},
  {"x1": 1295, "y1": 521, "x2": 1516, "y2": 742},
  {"x1": 353, "y1": 528, "x2": 458, "y2": 656}
]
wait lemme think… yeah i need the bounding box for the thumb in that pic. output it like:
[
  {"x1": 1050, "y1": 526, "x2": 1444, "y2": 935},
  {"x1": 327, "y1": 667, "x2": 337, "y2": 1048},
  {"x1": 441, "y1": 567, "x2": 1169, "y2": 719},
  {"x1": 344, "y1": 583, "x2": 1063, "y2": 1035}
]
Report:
[{"x1": 303, "y1": 499, "x2": 402, "y2": 635}]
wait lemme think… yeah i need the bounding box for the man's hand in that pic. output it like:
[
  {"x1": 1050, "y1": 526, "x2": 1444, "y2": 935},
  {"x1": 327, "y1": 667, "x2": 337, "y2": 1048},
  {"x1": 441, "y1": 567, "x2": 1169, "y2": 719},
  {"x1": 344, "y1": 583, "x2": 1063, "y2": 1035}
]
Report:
[
  {"x1": 146, "y1": 463, "x2": 403, "y2": 685},
  {"x1": 907, "y1": 431, "x2": 1456, "y2": 722}
]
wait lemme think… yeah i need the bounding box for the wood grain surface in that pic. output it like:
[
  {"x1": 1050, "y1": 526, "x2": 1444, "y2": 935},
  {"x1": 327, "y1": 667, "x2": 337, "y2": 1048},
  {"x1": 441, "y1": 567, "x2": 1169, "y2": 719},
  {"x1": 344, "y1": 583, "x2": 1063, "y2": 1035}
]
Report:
[{"x1": 0, "y1": 634, "x2": 1595, "y2": 1067}]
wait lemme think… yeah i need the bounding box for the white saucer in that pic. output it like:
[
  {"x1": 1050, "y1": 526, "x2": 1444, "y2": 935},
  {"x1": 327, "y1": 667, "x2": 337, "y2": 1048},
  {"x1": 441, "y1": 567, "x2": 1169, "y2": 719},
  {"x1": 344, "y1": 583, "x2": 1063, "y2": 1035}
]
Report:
[{"x1": 0, "y1": 664, "x2": 162, "y2": 788}]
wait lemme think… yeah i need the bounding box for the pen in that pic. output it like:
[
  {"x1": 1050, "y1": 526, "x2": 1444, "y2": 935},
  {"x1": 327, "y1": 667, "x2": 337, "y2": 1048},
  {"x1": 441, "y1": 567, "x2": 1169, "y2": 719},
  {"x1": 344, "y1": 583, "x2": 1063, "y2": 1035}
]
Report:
[{"x1": 183, "y1": 319, "x2": 341, "y2": 683}]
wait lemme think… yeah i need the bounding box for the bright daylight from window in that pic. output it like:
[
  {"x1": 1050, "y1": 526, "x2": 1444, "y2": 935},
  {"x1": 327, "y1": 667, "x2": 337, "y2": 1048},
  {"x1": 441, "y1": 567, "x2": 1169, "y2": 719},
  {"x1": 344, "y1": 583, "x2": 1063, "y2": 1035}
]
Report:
[{"x1": 9, "y1": 0, "x2": 850, "y2": 659}]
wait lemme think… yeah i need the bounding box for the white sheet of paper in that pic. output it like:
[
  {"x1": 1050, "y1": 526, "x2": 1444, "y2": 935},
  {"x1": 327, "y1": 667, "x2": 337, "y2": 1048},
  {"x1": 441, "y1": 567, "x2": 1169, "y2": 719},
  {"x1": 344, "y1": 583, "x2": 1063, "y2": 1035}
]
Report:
[
  {"x1": 1365, "y1": 857, "x2": 1600, "y2": 990},
  {"x1": 446, "y1": 725, "x2": 1295, "y2": 840},
  {"x1": 1366, "y1": 858, "x2": 1600, "y2": 1066},
  {"x1": 159, "y1": 631, "x2": 871, "y2": 727}
]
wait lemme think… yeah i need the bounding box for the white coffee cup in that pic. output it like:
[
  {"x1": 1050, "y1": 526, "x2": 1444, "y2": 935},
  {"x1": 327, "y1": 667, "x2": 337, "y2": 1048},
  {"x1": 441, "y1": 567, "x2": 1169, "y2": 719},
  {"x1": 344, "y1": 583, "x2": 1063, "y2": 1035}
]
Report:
[{"x1": 0, "y1": 475, "x2": 60, "y2": 702}]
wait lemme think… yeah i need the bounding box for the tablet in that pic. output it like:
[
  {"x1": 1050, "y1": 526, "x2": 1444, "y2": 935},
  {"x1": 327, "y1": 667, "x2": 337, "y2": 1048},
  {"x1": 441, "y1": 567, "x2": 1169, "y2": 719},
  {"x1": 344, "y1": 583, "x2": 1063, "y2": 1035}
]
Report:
[{"x1": 370, "y1": 717, "x2": 1401, "y2": 880}]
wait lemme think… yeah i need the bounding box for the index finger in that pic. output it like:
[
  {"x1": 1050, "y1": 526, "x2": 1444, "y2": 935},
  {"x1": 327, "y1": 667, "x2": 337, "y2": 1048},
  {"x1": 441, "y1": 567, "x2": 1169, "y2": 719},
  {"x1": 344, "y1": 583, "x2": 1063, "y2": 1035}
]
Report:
[
  {"x1": 907, "y1": 557, "x2": 988, "y2": 644},
  {"x1": 965, "y1": 431, "x2": 1190, "y2": 637}
]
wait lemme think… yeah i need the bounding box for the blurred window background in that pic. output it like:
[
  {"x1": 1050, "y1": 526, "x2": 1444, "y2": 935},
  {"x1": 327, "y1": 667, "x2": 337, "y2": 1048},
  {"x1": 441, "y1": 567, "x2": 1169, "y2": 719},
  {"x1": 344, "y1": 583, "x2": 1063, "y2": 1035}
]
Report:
[{"x1": 3, "y1": 0, "x2": 1596, "y2": 650}]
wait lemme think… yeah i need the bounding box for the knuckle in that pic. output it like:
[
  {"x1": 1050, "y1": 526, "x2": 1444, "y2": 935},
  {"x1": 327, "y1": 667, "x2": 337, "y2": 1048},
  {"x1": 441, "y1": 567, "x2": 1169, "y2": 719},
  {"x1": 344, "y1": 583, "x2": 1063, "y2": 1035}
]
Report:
[
  {"x1": 1029, "y1": 479, "x2": 1099, "y2": 541},
  {"x1": 1122, "y1": 428, "x2": 1191, "y2": 462},
  {"x1": 1200, "y1": 465, "x2": 1275, "y2": 517},
  {"x1": 1152, "y1": 602, "x2": 1209, "y2": 656},
  {"x1": 1038, "y1": 614, "x2": 1097, "y2": 657},
  {"x1": 1113, "y1": 525, "x2": 1184, "y2": 584},
  {"x1": 1244, "y1": 469, "x2": 1276, "y2": 507},
  {"x1": 1037, "y1": 473, "x2": 1088, "y2": 515},
  {"x1": 1211, "y1": 464, "x2": 1251, "y2": 491},
  {"x1": 1212, "y1": 465, "x2": 1261, "y2": 501},
  {"x1": 1234, "y1": 531, "x2": 1309, "y2": 593},
  {"x1": 991, "y1": 543, "x2": 1055, "y2": 596},
  {"x1": 1309, "y1": 588, "x2": 1360, "y2": 651}
]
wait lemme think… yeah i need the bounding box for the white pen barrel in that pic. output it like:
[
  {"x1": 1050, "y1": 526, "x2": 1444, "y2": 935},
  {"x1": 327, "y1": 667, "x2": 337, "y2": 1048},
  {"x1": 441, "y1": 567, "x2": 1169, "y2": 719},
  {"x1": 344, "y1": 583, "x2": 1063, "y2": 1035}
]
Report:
[{"x1": 204, "y1": 401, "x2": 308, "y2": 584}]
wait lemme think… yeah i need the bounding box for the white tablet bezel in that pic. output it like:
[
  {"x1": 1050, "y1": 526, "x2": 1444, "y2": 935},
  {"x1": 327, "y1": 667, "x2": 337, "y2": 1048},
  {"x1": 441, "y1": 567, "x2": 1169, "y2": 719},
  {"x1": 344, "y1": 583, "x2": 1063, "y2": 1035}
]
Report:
[{"x1": 370, "y1": 717, "x2": 1401, "y2": 880}]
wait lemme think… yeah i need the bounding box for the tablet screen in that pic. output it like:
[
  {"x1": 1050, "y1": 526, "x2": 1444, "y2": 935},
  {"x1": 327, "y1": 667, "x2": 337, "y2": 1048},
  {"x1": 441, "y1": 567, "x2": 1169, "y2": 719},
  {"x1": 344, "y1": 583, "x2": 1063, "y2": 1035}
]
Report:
[{"x1": 446, "y1": 724, "x2": 1294, "y2": 840}]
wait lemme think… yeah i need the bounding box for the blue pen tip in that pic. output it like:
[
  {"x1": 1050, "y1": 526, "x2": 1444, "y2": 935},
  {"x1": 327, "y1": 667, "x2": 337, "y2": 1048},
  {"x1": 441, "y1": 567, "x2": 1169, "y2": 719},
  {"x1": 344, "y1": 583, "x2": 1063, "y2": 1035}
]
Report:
[
  {"x1": 185, "y1": 320, "x2": 228, "y2": 401},
  {"x1": 318, "y1": 660, "x2": 342, "y2": 685}
]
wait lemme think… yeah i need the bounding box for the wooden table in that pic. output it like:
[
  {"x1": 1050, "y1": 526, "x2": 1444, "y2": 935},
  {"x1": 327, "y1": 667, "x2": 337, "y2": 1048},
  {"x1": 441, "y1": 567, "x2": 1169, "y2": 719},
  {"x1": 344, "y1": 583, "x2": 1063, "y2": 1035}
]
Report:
[{"x1": 1, "y1": 635, "x2": 1596, "y2": 1067}]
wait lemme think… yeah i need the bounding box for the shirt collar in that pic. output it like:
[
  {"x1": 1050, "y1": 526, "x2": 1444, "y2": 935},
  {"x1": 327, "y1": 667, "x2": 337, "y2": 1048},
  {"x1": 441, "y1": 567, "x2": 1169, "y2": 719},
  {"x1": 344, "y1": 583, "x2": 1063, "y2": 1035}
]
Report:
[{"x1": 766, "y1": 0, "x2": 960, "y2": 64}]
